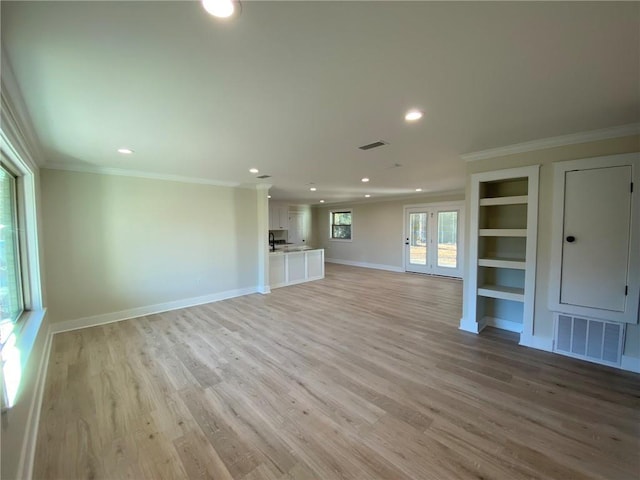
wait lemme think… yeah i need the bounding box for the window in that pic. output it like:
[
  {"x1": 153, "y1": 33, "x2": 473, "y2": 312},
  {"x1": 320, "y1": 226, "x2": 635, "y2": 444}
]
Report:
[
  {"x1": 0, "y1": 131, "x2": 44, "y2": 410},
  {"x1": 330, "y1": 210, "x2": 352, "y2": 240},
  {"x1": 0, "y1": 164, "x2": 24, "y2": 327}
]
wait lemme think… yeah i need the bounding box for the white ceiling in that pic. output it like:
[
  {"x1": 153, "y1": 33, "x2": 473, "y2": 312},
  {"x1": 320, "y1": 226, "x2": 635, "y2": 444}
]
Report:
[{"x1": 2, "y1": 1, "x2": 639, "y2": 203}]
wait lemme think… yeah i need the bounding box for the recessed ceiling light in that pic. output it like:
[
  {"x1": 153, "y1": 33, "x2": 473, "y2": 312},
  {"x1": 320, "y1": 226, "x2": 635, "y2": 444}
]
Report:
[
  {"x1": 268, "y1": 195, "x2": 271, "y2": 199},
  {"x1": 365, "y1": 194, "x2": 371, "y2": 198},
  {"x1": 405, "y1": 110, "x2": 424, "y2": 122},
  {"x1": 415, "y1": 188, "x2": 423, "y2": 192},
  {"x1": 202, "y1": 0, "x2": 235, "y2": 18},
  {"x1": 320, "y1": 200, "x2": 325, "y2": 203},
  {"x1": 361, "y1": 177, "x2": 370, "y2": 183},
  {"x1": 249, "y1": 168, "x2": 259, "y2": 174},
  {"x1": 117, "y1": 148, "x2": 133, "y2": 154},
  {"x1": 310, "y1": 187, "x2": 317, "y2": 191}
]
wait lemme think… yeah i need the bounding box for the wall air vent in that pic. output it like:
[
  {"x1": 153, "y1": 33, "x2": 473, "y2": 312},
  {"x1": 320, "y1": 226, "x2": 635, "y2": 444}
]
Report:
[
  {"x1": 358, "y1": 141, "x2": 388, "y2": 151},
  {"x1": 256, "y1": 175, "x2": 271, "y2": 179},
  {"x1": 554, "y1": 313, "x2": 624, "y2": 367}
]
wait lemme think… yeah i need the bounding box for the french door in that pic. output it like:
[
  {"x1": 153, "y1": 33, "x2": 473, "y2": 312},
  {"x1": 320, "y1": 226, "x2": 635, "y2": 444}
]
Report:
[{"x1": 404, "y1": 204, "x2": 463, "y2": 277}]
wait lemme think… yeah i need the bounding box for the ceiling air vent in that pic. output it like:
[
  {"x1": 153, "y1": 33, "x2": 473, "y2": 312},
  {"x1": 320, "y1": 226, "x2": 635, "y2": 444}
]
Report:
[
  {"x1": 256, "y1": 175, "x2": 271, "y2": 179},
  {"x1": 358, "y1": 140, "x2": 388, "y2": 151}
]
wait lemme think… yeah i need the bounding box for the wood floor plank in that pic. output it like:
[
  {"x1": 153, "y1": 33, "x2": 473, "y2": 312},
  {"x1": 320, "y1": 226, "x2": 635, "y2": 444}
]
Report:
[
  {"x1": 34, "y1": 264, "x2": 640, "y2": 479},
  {"x1": 173, "y1": 429, "x2": 235, "y2": 480}
]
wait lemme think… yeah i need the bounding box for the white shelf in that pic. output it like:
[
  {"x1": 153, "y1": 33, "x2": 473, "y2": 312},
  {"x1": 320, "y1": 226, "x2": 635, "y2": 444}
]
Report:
[
  {"x1": 462, "y1": 165, "x2": 539, "y2": 337},
  {"x1": 479, "y1": 229, "x2": 527, "y2": 237},
  {"x1": 478, "y1": 258, "x2": 526, "y2": 270},
  {"x1": 479, "y1": 195, "x2": 528, "y2": 206},
  {"x1": 478, "y1": 284, "x2": 525, "y2": 302}
]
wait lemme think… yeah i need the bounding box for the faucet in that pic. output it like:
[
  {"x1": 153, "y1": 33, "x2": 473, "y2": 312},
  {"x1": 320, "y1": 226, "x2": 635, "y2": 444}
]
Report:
[{"x1": 269, "y1": 232, "x2": 275, "y2": 252}]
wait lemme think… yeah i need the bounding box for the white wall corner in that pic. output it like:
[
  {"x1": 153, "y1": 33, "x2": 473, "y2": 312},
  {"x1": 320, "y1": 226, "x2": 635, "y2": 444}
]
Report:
[{"x1": 620, "y1": 355, "x2": 640, "y2": 374}]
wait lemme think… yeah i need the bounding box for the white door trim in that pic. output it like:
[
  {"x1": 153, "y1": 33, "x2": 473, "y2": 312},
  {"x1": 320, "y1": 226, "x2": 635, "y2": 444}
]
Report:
[{"x1": 402, "y1": 201, "x2": 464, "y2": 278}]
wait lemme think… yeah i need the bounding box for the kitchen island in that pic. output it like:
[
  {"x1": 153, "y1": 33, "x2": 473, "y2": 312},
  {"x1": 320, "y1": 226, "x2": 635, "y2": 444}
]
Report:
[{"x1": 269, "y1": 247, "x2": 324, "y2": 289}]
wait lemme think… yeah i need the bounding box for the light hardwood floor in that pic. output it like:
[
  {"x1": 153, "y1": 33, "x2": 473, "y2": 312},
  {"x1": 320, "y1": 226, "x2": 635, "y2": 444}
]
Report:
[{"x1": 35, "y1": 264, "x2": 640, "y2": 480}]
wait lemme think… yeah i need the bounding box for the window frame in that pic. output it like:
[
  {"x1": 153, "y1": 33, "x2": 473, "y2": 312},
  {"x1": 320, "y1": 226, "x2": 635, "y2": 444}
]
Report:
[
  {"x1": 0, "y1": 129, "x2": 45, "y2": 410},
  {"x1": 329, "y1": 208, "x2": 353, "y2": 242},
  {"x1": 0, "y1": 161, "x2": 25, "y2": 325}
]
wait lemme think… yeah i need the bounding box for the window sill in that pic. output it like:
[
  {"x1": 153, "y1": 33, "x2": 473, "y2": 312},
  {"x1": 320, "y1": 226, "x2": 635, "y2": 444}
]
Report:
[
  {"x1": 14, "y1": 309, "x2": 47, "y2": 357},
  {"x1": 329, "y1": 238, "x2": 353, "y2": 243},
  {"x1": 2, "y1": 309, "x2": 47, "y2": 409}
]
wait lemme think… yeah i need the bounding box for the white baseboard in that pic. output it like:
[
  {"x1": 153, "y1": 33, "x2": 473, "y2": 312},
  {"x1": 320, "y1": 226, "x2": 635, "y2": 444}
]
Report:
[
  {"x1": 257, "y1": 286, "x2": 271, "y2": 294},
  {"x1": 519, "y1": 332, "x2": 554, "y2": 352},
  {"x1": 484, "y1": 316, "x2": 523, "y2": 333},
  {"x1": 458, "y1": 316, "x2": 486, "y2": 334},
  {"x1": 16, "y1": 324, "x2": 53, "y2": 480},
  {"x1": 621, "y1": 355, "x2": 640, "y2": 374},
  {"x1": 50, "y1": 287, "x2": 258, "y2": 334},
  {"x1": 325, "y1": 258, "x2": 403, "y2": 273}
]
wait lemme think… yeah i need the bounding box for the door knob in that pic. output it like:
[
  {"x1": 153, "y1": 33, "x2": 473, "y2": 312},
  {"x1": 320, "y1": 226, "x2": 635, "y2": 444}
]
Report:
[{"x1": 566, "y1": 235, "x2": 576, "y2": 243}]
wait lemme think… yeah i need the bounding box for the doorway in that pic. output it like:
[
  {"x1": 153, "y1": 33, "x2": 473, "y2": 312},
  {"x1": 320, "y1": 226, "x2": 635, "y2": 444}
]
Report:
[{"x1": 404, "y1": 203, "x2": 463, "y2": 277}]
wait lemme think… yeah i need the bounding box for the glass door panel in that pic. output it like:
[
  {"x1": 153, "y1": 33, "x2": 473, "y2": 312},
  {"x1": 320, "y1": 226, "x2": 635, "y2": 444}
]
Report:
[
  {"x1": 405, "y1": 205, "x2": 462, "y2": 278},
  {"x1": 437, "y1": 211, "x2": 458, "y2": 269},
  {"x1": 409, "y1": 213, "x2": 427, "y2": 266},
  {"x1": 406, "y1": 210, "x2": 429, "y2": 273}
]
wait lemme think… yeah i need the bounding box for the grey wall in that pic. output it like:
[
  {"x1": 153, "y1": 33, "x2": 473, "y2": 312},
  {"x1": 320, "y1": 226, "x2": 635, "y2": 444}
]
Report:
[
  {"x1": 312, "y1": 193, "x2": 464, "y2": 270},
  {"x1": 41, "y1": 169, "x2": 259, "y2": 323},
  {"x1": 463, "y1": 134, "x2": 640, "y2": 358}
]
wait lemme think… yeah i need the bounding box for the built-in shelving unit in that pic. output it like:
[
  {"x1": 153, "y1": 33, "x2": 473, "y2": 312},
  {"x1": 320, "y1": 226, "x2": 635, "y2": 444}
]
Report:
[{"x1": 460, "y1": 165, "x2": 539, "y2": 343}]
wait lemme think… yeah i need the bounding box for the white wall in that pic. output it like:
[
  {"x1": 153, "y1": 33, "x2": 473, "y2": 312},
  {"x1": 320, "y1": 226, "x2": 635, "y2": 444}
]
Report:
[
  {"x1": 1, "y1": 317, "x2": 49, "y2": 480},
  {"x1": 462, "y1": 134, "x2": 640, "y2": 358},
  {"x1": 1, "y1": 56, "x2": 50, "y2": 479},
  {"x1": 312, "y1": 193, "x2": 464, "y2": 271},
  {"x1": 41, "y1": 169, "x2": 260, "y2": 323}
]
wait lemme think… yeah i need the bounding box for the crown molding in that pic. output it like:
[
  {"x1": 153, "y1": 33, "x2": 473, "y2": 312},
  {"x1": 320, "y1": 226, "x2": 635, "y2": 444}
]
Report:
[
  {"x1": 1, "y1": 49, "x2": 43, "y2": 169},
  {"x1": 42, "y1": 162, "x2": 244, "y2": 187},
  {"x1": 461, "y1": 123, "x2": 640, "y2": 162}
]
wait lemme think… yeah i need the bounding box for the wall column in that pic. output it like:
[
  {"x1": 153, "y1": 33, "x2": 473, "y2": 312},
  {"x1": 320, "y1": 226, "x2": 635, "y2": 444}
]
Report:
[{"x1": 256, "y1": 184, "x2": 271, "y2": 294}]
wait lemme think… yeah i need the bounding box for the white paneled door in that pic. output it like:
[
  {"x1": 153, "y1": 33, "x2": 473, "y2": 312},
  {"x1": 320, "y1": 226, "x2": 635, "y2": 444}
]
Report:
[
  {"x1": 560, "y1": 166, "x2": 632, "y2": 312},
  {"x1": 404, "y1": 205, "x2": 462, "y2": 277}
]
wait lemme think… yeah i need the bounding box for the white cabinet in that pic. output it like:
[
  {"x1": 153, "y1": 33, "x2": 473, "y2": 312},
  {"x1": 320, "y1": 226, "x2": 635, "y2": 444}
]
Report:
[
  {"x1": 269, "y1": 205, "x2": 289, "y2": 231},
  {"x1": 269, "y1": 249, "x2": 325, "y2": 289},
  {"x1": 460, "y1": 165, "x2": 539, "y2": 340},
  {"x1": 561, "y1": 166, "x2": 630, "y2": 311},
  {"x1": 549, "y1": 153, "x2": 639, "y2": 324}
]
